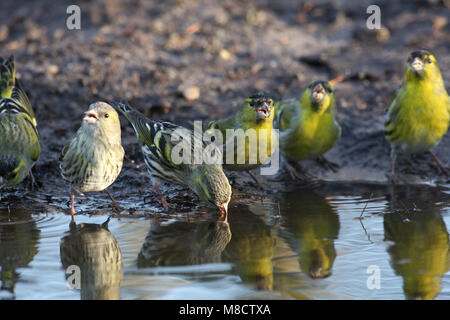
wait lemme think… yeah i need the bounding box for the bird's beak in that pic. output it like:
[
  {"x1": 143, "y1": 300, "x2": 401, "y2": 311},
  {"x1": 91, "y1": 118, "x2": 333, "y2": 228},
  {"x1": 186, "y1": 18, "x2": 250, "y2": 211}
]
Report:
[
  {"x1": 83, "y1": 110, "x2": 99, "y2": 124},
  {"x1": 410, "y1": 57, "x2": 424, "y2": 72},
  {"x1": 255, "y1": 102, "x2": 271, "y2": 120},
  {"x1": 218, "y1": 203, "x2": 228, "y2": 221},
  {"x1": 312, "y1": 84, "x2": 325, "y2": 103}
]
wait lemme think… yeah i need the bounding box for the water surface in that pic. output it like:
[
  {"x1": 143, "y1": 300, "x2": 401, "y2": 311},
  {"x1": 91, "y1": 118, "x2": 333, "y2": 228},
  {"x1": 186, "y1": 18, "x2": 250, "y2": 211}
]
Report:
[{"x1": 0, "y1": 183, "x2": 449, "y2": 300}]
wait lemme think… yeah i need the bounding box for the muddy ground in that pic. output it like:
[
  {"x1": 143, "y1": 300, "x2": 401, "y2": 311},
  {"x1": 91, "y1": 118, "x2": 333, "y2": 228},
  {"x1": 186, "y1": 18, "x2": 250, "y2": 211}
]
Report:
[{"x1": 0, "y1": 0, "x2": 449, "y2": 217}]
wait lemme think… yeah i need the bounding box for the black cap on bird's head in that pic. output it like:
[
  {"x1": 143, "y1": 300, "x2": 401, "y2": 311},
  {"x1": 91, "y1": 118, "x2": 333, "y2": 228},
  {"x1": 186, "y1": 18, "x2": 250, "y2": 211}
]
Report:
[
  {"x1": 307, "y1": 80, "x2": 333, "y2": 105},
  {"x1": 247, "y1": 92, "x2": 274, "y2": 120},
  {"x1": 407, "y1": 50, "x2": 435, "y2": 75}
]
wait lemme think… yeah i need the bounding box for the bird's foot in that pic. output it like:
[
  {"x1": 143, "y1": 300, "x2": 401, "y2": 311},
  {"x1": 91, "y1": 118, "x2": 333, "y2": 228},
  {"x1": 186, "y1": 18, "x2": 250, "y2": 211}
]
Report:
[
  {"x1": 316, "y1": 156, "x2": 340, "y2": 172},
  {"x1": 27, "y1": 171, "x2": 39, "y2": 191},
  {"x1": 386, "y1": 171, "x2": 399, "y2": 185},
  {"x1": 160, "y1": 196, "x2": 175, "y2": 212},
  {"x1": 286, "y1": 162, "x2": 311, "y2": 181},
  {"x1": 111, "y1": 202, "x2": 124, "y2": 213},
  {"x1": 146, "y1": 187, "x2": 175, "y2": 212}
]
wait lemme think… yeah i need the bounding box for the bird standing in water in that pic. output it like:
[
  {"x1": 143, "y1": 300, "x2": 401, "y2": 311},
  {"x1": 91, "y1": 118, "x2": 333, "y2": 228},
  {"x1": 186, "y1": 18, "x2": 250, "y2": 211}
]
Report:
[
  {"x1": 385, "y1": 50, "x2": 449, "y2": 182},
  {"x1": 60, "y1": 102, "x2": 124, "y2": 218}
]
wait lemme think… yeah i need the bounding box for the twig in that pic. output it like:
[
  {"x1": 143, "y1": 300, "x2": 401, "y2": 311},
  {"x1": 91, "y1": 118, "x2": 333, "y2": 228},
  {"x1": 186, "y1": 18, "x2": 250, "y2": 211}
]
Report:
[
  {"x1": 359, "y1": 192, "x2": 373, "y2": 219},
  {"x1": 358, "y1": 192, "x2": 374, "y2": 243},
  {"x1": 329, "y1": 74, "x2": 347, "y2": 86}
]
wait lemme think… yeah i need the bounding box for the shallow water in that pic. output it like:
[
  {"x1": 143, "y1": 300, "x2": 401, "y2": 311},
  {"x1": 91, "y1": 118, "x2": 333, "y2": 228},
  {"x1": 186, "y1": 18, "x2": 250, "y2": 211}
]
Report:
[{"x1": 0, "y1": 183, "x2": 449, "y2": 300}]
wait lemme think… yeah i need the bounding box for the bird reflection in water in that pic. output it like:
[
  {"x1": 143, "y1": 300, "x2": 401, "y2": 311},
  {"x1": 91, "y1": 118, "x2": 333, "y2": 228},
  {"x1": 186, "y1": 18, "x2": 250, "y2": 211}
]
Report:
[
  {"x1": 384, "y1": 187, "x2": 449, "y2": 300},
  {"x1": 223, "y1": 206, "x2": 276, "y2": 290},
  {"x1": 138, "y1": 217, "x2": 231, "y2": 267},
  {"x1": 60, "y1": 217, "x2": 123, "y2": 300},
  {"x1": 0, "y1": 207, "x2": 40, "y2": 298},
  {"x1": 278, "y1": 190, "x2": 340, "y2": 279}
]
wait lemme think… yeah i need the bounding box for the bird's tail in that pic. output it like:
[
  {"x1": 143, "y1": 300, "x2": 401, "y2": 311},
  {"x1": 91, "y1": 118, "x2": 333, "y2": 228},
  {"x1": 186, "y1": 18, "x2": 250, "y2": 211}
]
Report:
[
  {"x1": 111, "y1": 102, "x2": 147, "y2": 138},
  {"x1": 0, "y1": 55, "x2": 15, "y2": 99},
  {"x1": 112, "y1": 101, "x2": 169, "y2": 148},
  {"x1": 111, "y1": 101, "x2": 157, "y2": 129},
  {"x1": 111, "y1": 101, "x2": 135, "y2": 121}
]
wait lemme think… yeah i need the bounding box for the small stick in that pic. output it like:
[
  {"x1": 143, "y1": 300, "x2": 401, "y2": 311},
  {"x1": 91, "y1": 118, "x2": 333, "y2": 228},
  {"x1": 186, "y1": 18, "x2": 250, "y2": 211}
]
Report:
[
  {"x1": 358, "y1": 193, "x2": 374, "y2": 243},
  {"x1": 429, "y1": 150, "x2": 449, "y2": 175},
  {"x1": 359, "y1": 192, "x2": 373, "y2": 219},
  {"x1": 329, "y1": 74, "x2": 347, "y2": 86},
  {"x1": 247, "y1": 171, "x2": 265, "y2": 190}
]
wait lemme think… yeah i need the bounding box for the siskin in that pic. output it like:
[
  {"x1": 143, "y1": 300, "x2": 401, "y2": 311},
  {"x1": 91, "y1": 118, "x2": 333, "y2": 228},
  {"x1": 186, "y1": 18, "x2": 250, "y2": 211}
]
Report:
[
  {"x1": 113, "y1": 102, "x2": 232, "y2": 219},
  {"x1": 60, "y1": 102, "x2": 124, "y2": 217},
  {"x1": 274, "y1": 80, "x2": 341, "y2": 178},
  {"x1": 385, "y1": 50, "x2": 449, "y2": 182},
  {"x1": 204, "y1": 92, "x2": 276, "y2": 186},
  {"x1": 0, "y1": 55, "x2": 40, "y2": 189}
]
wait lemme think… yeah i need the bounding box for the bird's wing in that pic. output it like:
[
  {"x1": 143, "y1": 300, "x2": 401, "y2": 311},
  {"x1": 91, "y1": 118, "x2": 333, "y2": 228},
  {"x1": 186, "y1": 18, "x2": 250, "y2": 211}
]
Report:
[
  {"x1": 59, "y1": 142, "x2": 69, "y2": 162},
  {"x1": 274, "y1": 98, "x2": 299, "y2": 131},
  {"x1": 385, "y1": 85, "x2": 400, "y2": 114},
  {"x1": 10, "y1": 79, "x2": 36, "y2": 123},
  {"x1": 0, "y1": 98, "x2": 39, "y2": 141},
  {"x1": 206, "y1": 115, "x2": 235, "y2": 135}
]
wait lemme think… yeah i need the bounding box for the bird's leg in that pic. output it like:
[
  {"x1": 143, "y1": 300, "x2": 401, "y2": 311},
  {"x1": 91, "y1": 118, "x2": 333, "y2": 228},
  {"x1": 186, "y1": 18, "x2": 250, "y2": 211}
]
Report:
[
  {"x1": 285, "y1": 161, "x2": 309, "y2": 180},
  {"x1": 147, "y1": 184, "x2": 173, "y2": 211},
  {"x1": 390, "y1": 153, "x2": 398, "y2": 184},
  {"x1": 316, "y1": 156, "x2": 340, "y2": 172},
  {"x1": 105, "y1": 189, "x2": 122, "y2": 212},
  {"x1": 70, "y1": 193, "x2": 76, "y2": 223},
  {"x1": 156, "y1": 186, "x2": 170, "y2": 211},
  {"x1": 246, "y1": 171, "x2": 265, "y2": 190},
  {"x1": 429, "y1": 150, "x2": 449, "y2": 175},
  {"x1": 27, "y1": 171, "x2": 37, "y2": 191}
]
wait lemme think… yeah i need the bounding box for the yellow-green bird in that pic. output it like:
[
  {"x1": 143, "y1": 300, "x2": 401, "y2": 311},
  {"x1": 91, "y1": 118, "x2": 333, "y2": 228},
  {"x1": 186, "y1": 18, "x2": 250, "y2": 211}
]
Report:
[
  {"x1": 113, "y1": 102, "x2": 232, "y2": 219},
  {"x1": 0, "y1": 55, "x2": 40, "y2": 189},
  {"x1": 204, "y1": 92, "x2": 276, "y2": 185},
  {"x1": 385, "y1": 50, "x2": 449, "y2": 182},
  {"x1": 60, "y1": 102, "x2": 124, "y2": 218},
  {"x1": 274, "y1": 80, "x2": 341, "y2": 178}
]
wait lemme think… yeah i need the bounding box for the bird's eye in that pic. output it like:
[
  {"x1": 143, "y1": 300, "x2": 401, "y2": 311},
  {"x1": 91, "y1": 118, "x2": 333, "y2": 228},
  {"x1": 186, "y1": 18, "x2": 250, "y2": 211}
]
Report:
[
  {"x1": 250, "y1": 102, "x2": 255, "y2": 107},
  {"x1": 426, "y1": 58, "x2": 432, "y2": 64},
  {"x1": 104, "y1": 113, "x2": 110, "y2": 118}
]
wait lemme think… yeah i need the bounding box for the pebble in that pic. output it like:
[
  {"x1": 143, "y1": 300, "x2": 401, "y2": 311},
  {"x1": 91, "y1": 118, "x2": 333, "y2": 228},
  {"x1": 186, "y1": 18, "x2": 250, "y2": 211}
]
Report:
[
  {"x1": 220, "y1": 49, "x2": 232, "y2": 60},
  {"x1": 183, "y1": 86, "x2": 200, "y2": 101},
  {"x1": 48, "y1": 64, "x2": 59, "y2": 76}
]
